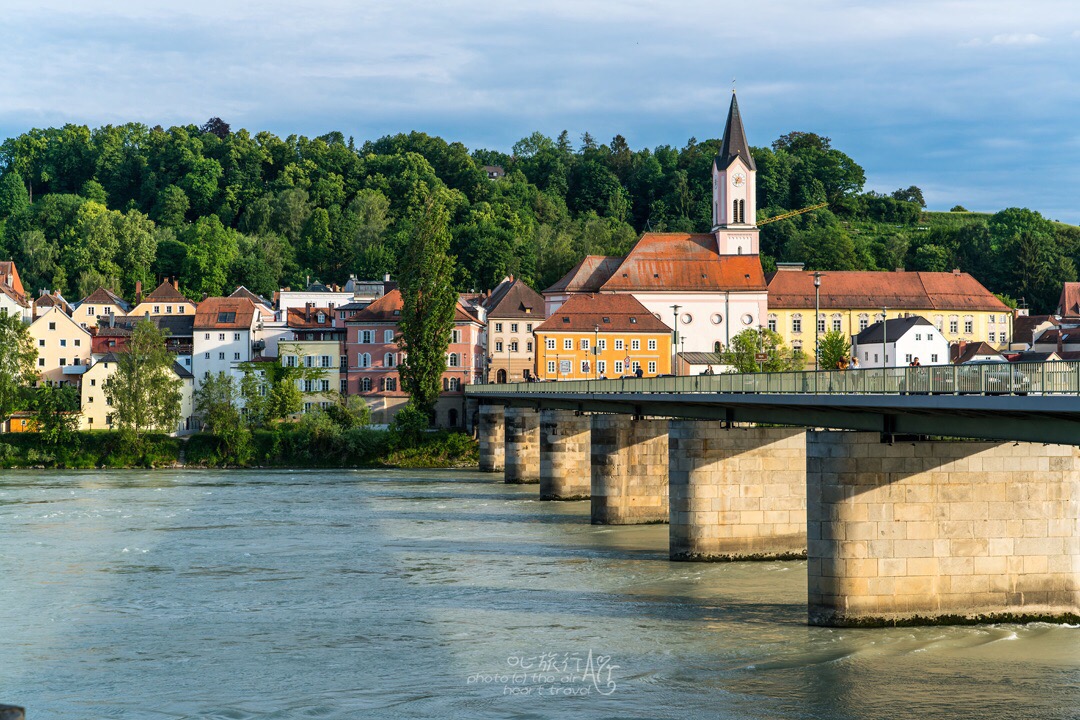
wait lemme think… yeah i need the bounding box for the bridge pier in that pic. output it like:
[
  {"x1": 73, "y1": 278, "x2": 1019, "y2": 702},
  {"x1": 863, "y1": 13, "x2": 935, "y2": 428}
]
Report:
[
  {"x1": 477, "y1": 403, "x2": 505, "y2": 473},
  {"x1": 807, "y1": 431, "x2": 1080, "y2": 627},
  {"x1": 669, "y1": 422, "x2": 806, "y2": 561},
  {"x1": 591, "y1": 415, "x2": 669, "y2": 525},
  {"x1": 504, "y1": 406, "x2": 540, "y2": 484},
  {"x1": 540, "y1": 409, "x2": 591, "y2": 500}
]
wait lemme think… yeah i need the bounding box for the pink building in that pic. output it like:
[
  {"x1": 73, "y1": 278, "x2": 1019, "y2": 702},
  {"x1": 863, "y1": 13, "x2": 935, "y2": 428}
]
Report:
[{"x1": 345, "y1": 289, "x2": 485, "y2": 428}]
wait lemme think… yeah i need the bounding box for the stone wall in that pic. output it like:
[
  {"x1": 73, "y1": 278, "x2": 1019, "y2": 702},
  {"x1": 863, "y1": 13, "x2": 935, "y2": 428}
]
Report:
[
  {"x1": 669, "y1": 423, "x2": 806, "y2": 561},
  {"x1": 807, "y1": 431, "x2": 1080, "y2": 626},
  {"x1": 504, "y1": 406, "x2": 540, "y2": 484},
  {"x1": 539, "y1": 409, "x2": 591, "y2": 500},
  {"x1": 591, "y1": 415, "x2": 668, "y2": 524}
]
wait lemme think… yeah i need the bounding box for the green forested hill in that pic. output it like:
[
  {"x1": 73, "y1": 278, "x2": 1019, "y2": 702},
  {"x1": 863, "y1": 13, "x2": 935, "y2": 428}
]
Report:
[{"x1": 0, "y1": 120, "x2": 1075, "y2": 313}]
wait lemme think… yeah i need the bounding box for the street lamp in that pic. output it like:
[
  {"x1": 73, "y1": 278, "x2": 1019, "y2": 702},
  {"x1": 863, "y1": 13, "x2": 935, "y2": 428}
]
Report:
[
  {"x1": 670, "y1": 304, "x2": 681, "y2": 377},
  {"x1": 813, "y1": 272, "x2": 824, "y2": 371},
  {"x1": 593, "y1": 324, "x2": 599, "y2": 380},
  {"x1": 881, "y1": 305, "x2": 888, "y2": 391}
]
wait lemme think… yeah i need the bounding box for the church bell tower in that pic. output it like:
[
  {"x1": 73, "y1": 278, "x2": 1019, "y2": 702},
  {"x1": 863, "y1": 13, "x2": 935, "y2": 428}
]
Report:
[{"x1": 712, "y1": 92, "x2": 759, "y2": 255}]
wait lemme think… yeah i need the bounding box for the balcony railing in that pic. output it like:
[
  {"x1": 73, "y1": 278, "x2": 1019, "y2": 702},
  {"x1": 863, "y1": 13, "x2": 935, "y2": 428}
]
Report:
[{"x1": 465, "y1": 362, "x2": 1080, "y2": 397}]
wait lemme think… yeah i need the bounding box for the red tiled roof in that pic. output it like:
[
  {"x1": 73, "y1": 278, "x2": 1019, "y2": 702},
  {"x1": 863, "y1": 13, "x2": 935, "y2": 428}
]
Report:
[
  {"x1": 950, "y1": 341, "x2": 1003, "y2": 364},
  {"x1": 144, "y1": 279, "x2": 190, "y2": 303},
  {"x1": 543, "y1": 255, "x2": 623, "y2": 294},
  {"x1": 0, "y1": 261, "x2": 25, "y2": 296},
  {"x1": 1057, "y1": 283, "x2": 1080, "y2": 317},
  {"x1": 348, "y1": 289, "x2": 480, "y2": 325},
  {"x1": 766, "y1": 270, "x2": 1009, "y2": 311},
  {"x1": 80, "y1": 286, "x2": 131, "y2": 310},
  {"x1": 483, "y1": 278, "x2": 544, "y2": 319},
  {"x1": 599, "y1": 233, "x2": 767, "y2": 292},
  {"x1": 286, "y1": 306, "x2": 334, "y2": 329},
  {"x1": 194, "y1": 297, "x2": 259, "y2": 329},
  {"x1": 534, "y1": 293, "x2": 672, "y2": 333},
  {"x1": 1013, "y1": 314, "x2": 1058, "y2": 345}
]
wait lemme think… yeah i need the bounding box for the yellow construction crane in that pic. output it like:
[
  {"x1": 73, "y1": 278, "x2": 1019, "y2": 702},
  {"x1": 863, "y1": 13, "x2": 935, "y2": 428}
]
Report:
[{"x1": 757, "y1": 201, "x2": 828, "y2": 226}]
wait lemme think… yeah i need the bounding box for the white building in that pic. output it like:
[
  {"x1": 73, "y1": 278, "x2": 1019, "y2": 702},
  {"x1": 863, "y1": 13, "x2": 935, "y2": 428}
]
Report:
[
  {"x1": 192, "y1": 296, "x2": 264, "y2": 387},
  {"x1": 851, "y1": 317, "x2": 949, "y2": 368},
  {"x1": 0, "y1": 261, "x2": 31, "y2": 321}
]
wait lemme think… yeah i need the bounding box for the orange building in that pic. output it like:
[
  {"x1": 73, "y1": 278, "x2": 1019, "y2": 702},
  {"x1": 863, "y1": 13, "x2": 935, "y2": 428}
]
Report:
[{"x1": 534, "y1": 294, "x2": 673, "y2": 380}]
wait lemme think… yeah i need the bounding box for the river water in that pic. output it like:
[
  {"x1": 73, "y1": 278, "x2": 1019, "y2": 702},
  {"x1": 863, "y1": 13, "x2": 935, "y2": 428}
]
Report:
[{"x1": 0, "y1": 469, "x2": 1077, "y2": 719}]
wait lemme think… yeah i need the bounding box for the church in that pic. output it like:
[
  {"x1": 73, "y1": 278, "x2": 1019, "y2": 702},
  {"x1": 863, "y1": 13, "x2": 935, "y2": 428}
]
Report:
[{"x1": 542, "y1": 92, "x2": 769, "y2": 357}]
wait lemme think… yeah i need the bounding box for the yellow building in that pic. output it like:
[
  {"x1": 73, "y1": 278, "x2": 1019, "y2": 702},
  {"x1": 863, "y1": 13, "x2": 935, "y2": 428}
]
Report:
[
  {"x1": 79, "y1": 353, "x2": 196, "y2": 434},
  {"x1": 277, "y1": 340, "x2": 340, "y2": 413},
  {"x1": 29, "y1": 306, "x2": 92, "y2": 387},
  {"x1": 533, "y1": 294, "x2": 673, "y2": 380},
  {"x1": 74, "y1": 287, "x2": 131, "y2": 329},
  {"x1": 766, "y1": 267, "x2": 1013, "y2": 363},
  {"x1": 130, "y1": 279, "x2": 197, "y2": 317}
]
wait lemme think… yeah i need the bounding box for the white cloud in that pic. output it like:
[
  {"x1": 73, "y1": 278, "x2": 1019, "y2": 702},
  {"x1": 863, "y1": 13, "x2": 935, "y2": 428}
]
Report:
[{"x1": 989, "y1": 33, "x2": 1049, "y2": 45}]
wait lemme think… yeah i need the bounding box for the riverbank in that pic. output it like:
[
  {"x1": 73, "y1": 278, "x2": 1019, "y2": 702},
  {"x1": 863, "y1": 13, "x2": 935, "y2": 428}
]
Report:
[{"x1": 0, "y1": 429, "x2": 478, "y2": 469}]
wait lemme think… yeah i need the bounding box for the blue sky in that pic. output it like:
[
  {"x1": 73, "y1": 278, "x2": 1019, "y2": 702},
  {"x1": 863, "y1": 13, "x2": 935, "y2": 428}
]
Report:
[{"x1": 2, "y1": 1, "x2": 1079, "y2": 221}]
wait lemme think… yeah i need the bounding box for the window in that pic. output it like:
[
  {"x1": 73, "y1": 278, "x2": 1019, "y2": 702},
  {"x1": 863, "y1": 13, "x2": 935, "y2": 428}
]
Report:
[
  {"x1": 580, "y1": 360, "x2": 590, "y2": 374},
  {"x1": 167, "y1": 306, "x2": 173, "y2": 314},
  {"x1": 88, "y1": 395, "x2": 94, "y2": 403},
  {"x1": 614, "y1": 361, "x2": 624, "y2": 374},
  {"x1": 648, "y1": 361, "x2": 657, "y2": 374},
  {"x1": 934, "y1": 316, "x2": 943, "y2": 330},
  {"x1": 217, "y1": 312, "x2": 236, "y2": 323},
  {"x1": 386, "y1": 378, "x2": 396, "y2": 391},
  {"x1": 38, "y1": 339, "x2": 44, "y2": 347},
  {"x1": 205, "y1": 333, "x2": 210, "y2": 340},
  {"x1": 304, "y1": 355, "x2": 314, "y2": 368},
  {"x1": 768, "y1": 316, "x2": 777, "y2": 332},
  {"x1": 648, "y1": 339, "x2": 657, "y2": 351},
  {"x1": 526, "y1": 324, "x2": 533, "y2": 332},
  {"x1": 989, "y1": 331, "x2": 996, "y2": 343},
  {"x1": 219, "y1": 333, "x2": 225, "y2": 341},
  {"x1": 597, "y1": 360, "x2": 606, "y2": 375},
  {"x1": 303, "y1": 380, "x2": 314, "y2": 393},
  {"x1": 563, "y1": 339, "x2": 573, "y2": 350},
  {"x1": 320, "y1": 380, "x2": 330, "y2": 392},
  {"x1": 817, "y1": 316, "x2": 826, "y2": 333},
  {"x1": 91, "y1": 379, "x2": 96, "y2": 387},
  {"x1": 204, "y1": 352, "x2": 210, "y2": 359},
  {"x1": 832, "y1": 317, "x2": 842, "y2": 332},
  {"x1": 385, "y1": 353, "x2": 395, "y2": 367},
  {"x1": 316, "y1": 312, "x2": 325, "y2": 323},
  {"x1": 234, "y1": 333, "x2": 241, "y2": 341},
  {"x1": 384, "y1": 329, "x2": 394, "y2": 343},
  {"x1": 448, "y1": 353, "x2": 460, "y2": 367},
  {"x1": 154, "y1": 306, "x2": 161, "y2": 314},
  {"x1": 598, "y1": 339, "x2": 606, "y2": 350},
  {"x1": 233, "y1": 352, "x2": 241, "y2": 360},
  {"x1": 615, "y1": 339, "x2": 624, "y2": 351},
  {"x1": 905, "y1": 354, "x2": 912, "y2": 363},
  {"x1": 59, "y1": 358, "x2": 66, "y2": 366},
  {"x1": 526, "y1": 341, "x2": 533, "y2": 352},
  {"x1": 362, "y1": 330, "x2": 373, "y2": 344},
  {"x1": 631, "y1": 339, "x2": 640, "y2": 351},
  {"x1": 218, "y1": 352, "x2": 225, "y2": 360},
  {"x1": 59, "y1": 339, "x2": 67, "y2": 347},
  {"x1": 361, "y1": 378, "x2": 372, "y2": 392},
  {"x1": 286, "y1": 355, "x2": 297, "y2": 367},
  {"x1": 792, "y1": 315, "x2": 802, "y2": 333},
  {"x1": 495, "y1": 341, "x2": 503, "y2": 352},
  {"x1": 87, "y1": 307, "x2": 94, "y2": 315},
  {"x1": 874, "y1": 354, "x2": 878, "y2": 363},
  {"x1": 179, "y1": 307, "x2": 185, "y2": 313},
  {"x1": 74, "y1": 339, "x2": 80, "y2": 347},
  {"x1": 494, "y1": 322, "x2": 503, "y2": 333},
  {"x1": 632, "y1": 361, "x2": 641, "y2": 372},
  {"x1": 340, "y1": 355, "x2": 347, "y2": 368},
  {"x1": 547, "y1": 360, "x2": 556, "y2": 374},
  {"x1": 915, "y1": 333, "x2": 921, "y2": 341},
  {"x1": 511, "y1": 323, "x2": 519, "y2": 333},
  {"x1": 546, "y1": 338, "x2": 556, "y2": 350},
  {"x1": 340, "y1": 379, "x2": 348, "y2": 394},
  {"x1": 581, "y1": 339, "x2": 590, "y2": 350},
  {"x1": 37, "y1": 358, "x2": 44, "y2": 367},
  {"x1": 931, "y1": 354, "x2": 939, "y2": 363},
  {"x1": 451, "y1": 330, "x2": 461, "y2": 343},
  {"x1": 949, "y1": 319, "x2": 958, "y2": 334},
  {"x1": 510, "y1": 341, "x2": 519, "y2": 352},
  {"x1": 964, "y1": 318, "x2": 973, "y2": 334}
]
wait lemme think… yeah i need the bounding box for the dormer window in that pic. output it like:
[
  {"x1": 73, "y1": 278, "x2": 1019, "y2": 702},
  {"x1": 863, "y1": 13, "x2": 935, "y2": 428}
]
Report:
[
  {"x1": 317, "y1": 313, "x2": 325, "y2": 323},
  {"x1": 629, "y1": 317, "x2": 637, "y2": 324},
  {"x1": 217, "y1": 312, "x2": 236, "y2": 323},
  {"x1": 562, "y1": 317, "x2": 570, "y2": 323},
  {"x1": 602, "y1": 317, "x2": 610, "y2": 323}
]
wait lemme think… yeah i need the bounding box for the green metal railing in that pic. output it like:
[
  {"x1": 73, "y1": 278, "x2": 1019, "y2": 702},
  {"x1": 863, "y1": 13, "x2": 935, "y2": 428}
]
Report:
[{"x1": 466, "y1": 362, "x2": 1080, "y2": 397}]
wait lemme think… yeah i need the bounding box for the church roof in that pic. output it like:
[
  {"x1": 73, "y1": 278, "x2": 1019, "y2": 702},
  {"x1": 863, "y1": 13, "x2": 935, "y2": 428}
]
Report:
[
  {"x1": 599, "y1": 233, "x2": 767, "y2": 292},
  {"x1": 543, "y1": 255, "x2": 623, "y2": 295},
  {"x1": 766, "y1": 270, "x2": 1009, "y2": 312},
  {"x1": 716, "y1": 92, "x2": 756, "y2": 172}
]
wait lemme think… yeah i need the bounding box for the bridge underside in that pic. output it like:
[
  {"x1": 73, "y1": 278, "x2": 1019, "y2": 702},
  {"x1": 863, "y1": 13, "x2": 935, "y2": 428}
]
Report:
[{"x1": 492, "y1": 393, "x2": 1080, "y2": 446}]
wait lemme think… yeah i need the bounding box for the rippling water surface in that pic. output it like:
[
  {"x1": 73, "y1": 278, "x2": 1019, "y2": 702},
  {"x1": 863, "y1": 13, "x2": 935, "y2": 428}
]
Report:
[{"x1": 0, "y1": 469, "x2": 1077, "y2": 719}]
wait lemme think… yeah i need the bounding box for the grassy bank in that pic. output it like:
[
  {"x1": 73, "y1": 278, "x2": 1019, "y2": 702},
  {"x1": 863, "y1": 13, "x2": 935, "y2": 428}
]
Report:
[{"x1": 0, "y1": 428, "x2": 478, "y2": 470}]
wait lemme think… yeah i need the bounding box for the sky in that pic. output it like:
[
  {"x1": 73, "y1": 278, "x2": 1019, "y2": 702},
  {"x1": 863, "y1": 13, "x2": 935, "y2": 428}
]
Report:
[{"x1": 2, "y1": 0, "x2": 1080, "y2": 221}]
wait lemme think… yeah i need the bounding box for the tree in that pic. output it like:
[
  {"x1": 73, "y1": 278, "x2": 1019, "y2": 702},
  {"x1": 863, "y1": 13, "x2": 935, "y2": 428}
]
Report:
[
  {"x1": 239, "y1": 347, "x2": 325, "y2": 426},
  {"x1": 200, "y1": 117, "x2": 231, "y2": 139},
  {"x1": 397, "y1": 187, "x2": 458, "y2": 418},
  {"x1": 193, "y1": 371, "x2": 251, "y2": 462},
  {"x1": 0, "y1": 312, "x2": 36, "y2": 424},
  {"x1": 817, "y1": 330, "x2": 851, "y2": 371},
  {"x1": 721, "y1": 328, "x2": 803, "y2": 373},
  {"x1": 31, "y1": 384, "x2": 80, "y2": 445},
  {"x1": 105, "y1": 320, "x2": 182, "y2": 440}
]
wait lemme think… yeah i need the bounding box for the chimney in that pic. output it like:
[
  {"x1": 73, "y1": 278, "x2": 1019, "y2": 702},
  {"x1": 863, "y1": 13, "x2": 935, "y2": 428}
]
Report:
[
  {"x1": 135, "y1": 280, "x2": 143, "y2": 303},
  {"x1": 384, "y1": 273, "x2": 391, "y2": 283},
  {"x1": 305, "y1": 302, "x2": 312, "y2": 321},
  {"x1": 109, "y1": 314, "x2": 115, "y2": 328},
  {"x1": 1058, "y1": 331, "x2": 1064, "y2": 355},
  {"x1": 172, "y1": 277, "x2": 179, "y2": 291},
  {"x1": 952, "y1": 268, "x2": 961, "y2": 275}
]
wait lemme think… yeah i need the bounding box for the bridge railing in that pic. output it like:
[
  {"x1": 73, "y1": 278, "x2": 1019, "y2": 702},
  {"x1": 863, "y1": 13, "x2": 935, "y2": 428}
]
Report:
[{"x1": 466, "y1": 361, "x2": 1080, "y2": 397}]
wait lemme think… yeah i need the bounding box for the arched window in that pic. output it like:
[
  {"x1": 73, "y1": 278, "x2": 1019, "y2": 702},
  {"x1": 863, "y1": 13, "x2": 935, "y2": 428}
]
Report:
[
  {"x1": 732, "y1": 199, "x2": 739, "y2": 223},
  {"x1": 449, "y1": 377, "x2": 461, "y2": 391},
  {"x1": 443, "y1": 377, "x2": 449, "y2": 391},
  {"x1": 385, "y1": 353, "x2": 395, "y2": 367},
  {"x1": 386, "y1": 377, "x2": 396, "y2": 391},
  {"x1": 767, "y1": 314, "x2": 777, "y2": 332},
  {"x1": 359, "y1": 353, "x2": 371, "y2": 368},
  {"x1": 497, "y1": 368, "x2": 507, "y2": 383},
  {"x1": 448, "y1": 353, "x2": 459, "y2": 367},
  {"x1": 384, "y1": 329, "x2": 394, "y2": 343},
  {"x1": 361, "y1": 377, "x2": 372, "y2": 392},
  {"x1": 713, "y1": 341, "x2": 722, "y2": 353},
  {"x1": 792, "y1": 314, "x2": 803, "y2": 333}
]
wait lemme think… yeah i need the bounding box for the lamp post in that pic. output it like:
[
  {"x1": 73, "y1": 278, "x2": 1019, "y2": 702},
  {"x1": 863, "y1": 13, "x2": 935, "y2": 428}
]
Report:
[
  {"x1": 670, "y1": 304, "x2": 681, "y2": 377},
  {"x1": 813, "y1": 272, "x2": 824, "y2": 371},
  {"x1": 593, "y1": 324, "x2": 599, "y2": 380},
  {"x1": 881, "y1": 305, "x2": 888, "y2": 391}
]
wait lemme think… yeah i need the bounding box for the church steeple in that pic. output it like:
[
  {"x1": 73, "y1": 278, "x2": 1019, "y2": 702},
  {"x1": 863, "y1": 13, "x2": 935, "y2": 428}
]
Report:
[
  {"x1": 716, "y1": 92, "x2": 756, "y2": 171},
  {"x1": 712, "y1": 91, "x2": 759, "y2": 253}
]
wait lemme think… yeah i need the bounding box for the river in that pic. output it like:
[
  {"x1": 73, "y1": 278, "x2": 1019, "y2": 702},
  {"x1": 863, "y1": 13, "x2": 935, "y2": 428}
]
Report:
[{"x1": 0, "y1": 469, "x2": 1076, "y2": 719}]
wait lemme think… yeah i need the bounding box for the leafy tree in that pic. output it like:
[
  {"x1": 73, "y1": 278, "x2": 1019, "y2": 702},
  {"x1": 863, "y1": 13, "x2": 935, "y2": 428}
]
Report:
[
  {"x1": 0, "y1": 172, "x2": 30, "y2": 219},
  {"x1": 105, "y1": 320, "x2": 182, "y2": 440},
  {"x1": 200, "y1": 117, "x2": 231, "y2": 139},
  {"x1": 950, "y1": 205, "x2": 969, "y2": 212},
  {"x1": 194, "y1": 371, "x2": 251, "y2": 462},
  {"x1": 239, "y1": 347, "x2": 326, "y2": 426},
  {"x1": 891, "y1": 186, "x2": 926, "y2": 207},
  {"x1": 0, "y1": 312, "x2": 36, "y2": 424},
  {"x1": 31, "y1": 384, "x2": 80, "y2": 445},
  {"x1": 397, "y1": 187, "x2": 458, "y2": 418},
  {"x1": 816, "y1": 330, "x2": 851, "y2": 371},
  {"x1": 721, "y1": 328, "x2": 803, "y2": 373}
]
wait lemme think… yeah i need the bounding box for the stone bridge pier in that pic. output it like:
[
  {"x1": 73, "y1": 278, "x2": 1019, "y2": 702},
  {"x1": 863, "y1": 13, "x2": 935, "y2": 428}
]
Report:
[
  {"x1": 668, "y1": 423, "x2": 807, "y2": 561},
  {"x1": 590, "y1": 415, "x2": 669, "y2": 524},
  {"x1": 504, "y1": 406, "x2": 540, "y2": 484},
  {"x1": 477, "y1": 403, "x2": 504, "y2": 473},
  {"x1": 539, "y1": 409, "x2": 591, "y2": 500},
  {"x1": 807, "y1": 431, "x2": 1080, "y2": 626}
]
